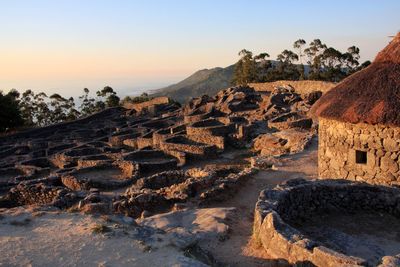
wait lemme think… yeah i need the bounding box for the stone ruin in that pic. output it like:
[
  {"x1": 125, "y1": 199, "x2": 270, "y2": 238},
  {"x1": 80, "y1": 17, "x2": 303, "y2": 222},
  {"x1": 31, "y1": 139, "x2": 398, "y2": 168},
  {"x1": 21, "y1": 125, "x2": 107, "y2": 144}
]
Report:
[
  {"x1": 251, "y1": 35, "x2": 400, "y2": 267},
  {"x1": 254, "y1": 179, "x2": 400, "y2": 266},
  {"x1": 0, "y1": 84, "x2": 319, "y2": 218}
]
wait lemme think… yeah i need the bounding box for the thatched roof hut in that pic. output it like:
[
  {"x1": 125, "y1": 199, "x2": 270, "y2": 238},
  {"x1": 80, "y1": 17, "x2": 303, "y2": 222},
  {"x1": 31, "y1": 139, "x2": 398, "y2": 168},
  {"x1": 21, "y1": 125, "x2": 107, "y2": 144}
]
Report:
[{"x1": 311, "y1": 32, "x2": 400, "y2": 126}]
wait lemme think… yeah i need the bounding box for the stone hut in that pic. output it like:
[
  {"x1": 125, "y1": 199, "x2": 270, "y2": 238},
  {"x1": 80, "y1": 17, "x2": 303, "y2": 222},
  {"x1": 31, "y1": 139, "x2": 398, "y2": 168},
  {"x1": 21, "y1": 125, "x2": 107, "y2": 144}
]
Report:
[{"x1": 311, "y1": 33, "x2": 400, "y2": 186}]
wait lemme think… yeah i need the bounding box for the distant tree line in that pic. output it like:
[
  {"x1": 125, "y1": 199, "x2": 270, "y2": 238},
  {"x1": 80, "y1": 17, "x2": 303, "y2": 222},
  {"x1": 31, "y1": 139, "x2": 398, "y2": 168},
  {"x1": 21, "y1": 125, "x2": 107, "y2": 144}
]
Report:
[
  {"x1": 121, "y1": 92, "x2": 153, "y2": 104},
  {"x1": 233, "y1": 39, "x2": 371, "y2": 85},
  {"x1": 0, "y1": 86, "x2": 120, "y2": 132}
]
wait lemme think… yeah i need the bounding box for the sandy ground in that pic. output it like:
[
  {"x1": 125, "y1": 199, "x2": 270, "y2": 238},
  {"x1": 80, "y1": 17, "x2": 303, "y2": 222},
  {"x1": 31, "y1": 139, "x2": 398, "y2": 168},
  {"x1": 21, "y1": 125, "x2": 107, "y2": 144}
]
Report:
[
  {"x1": 203, "y1": 138, "x2": 318, "y2": 266},
  {"x1": 0, "y1": 206, "x2": 235, "y2": 267}
]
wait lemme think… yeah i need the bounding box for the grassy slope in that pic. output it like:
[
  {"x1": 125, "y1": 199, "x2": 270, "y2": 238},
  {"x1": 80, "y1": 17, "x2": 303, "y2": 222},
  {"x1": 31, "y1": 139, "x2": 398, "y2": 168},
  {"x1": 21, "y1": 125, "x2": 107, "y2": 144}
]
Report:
[{"x1": 152, "y1": 65, "x2": 235, "y2": 103}]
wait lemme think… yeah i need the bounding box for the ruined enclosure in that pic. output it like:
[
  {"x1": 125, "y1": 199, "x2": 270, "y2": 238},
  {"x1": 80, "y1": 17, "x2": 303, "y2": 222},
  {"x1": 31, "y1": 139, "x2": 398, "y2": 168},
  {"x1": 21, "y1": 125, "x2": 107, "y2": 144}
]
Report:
[
  {"x1": 114, "y1": 165, "x2": 254, "y2": 218},
  {"x1": 0, "y1": 81, "x2": 331, "y2": 267},
  {"x1": 318, "y1": 118, "x2": 400, "y2": 186},
  {"x1": 0, "y1": 86, "x2": 270, "y2": 210},
  {"x1": 268, "y1": 111, "x2": 312, "y2": 131},
  {"x1": 254, "y1": 179, "x2": 400, "y2": 266},
  {"x1": 123, "y1": 150, "x2": 178, "y2": 174},
  {"x1": 61, "y1": 161, "x2": 137, "y2": 190}
]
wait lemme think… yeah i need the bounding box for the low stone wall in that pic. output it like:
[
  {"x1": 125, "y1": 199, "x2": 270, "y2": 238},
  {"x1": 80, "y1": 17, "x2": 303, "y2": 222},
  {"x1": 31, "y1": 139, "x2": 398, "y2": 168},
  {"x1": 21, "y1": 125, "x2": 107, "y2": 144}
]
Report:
[
  {"x1": 249, "y1": 80, "x2": 335, "y2": 95},
  {"x1": 319, "y1": 118, "x2": 400, "y2": 186},
  {"x1": 136, "y1": 132, "x2": 154, "y2": 149},
  {"x1": 268, "y1": 112, "x2": 312, "y2": 130},
  {"x1": 152, "y1": 128, "x2": 175, "y2": 148},
  {"x1": 160, "y1": 136, "x2": 217, "y2": 159},
  {"x1": 187, "y1": 134, "x2": 225, "y2": 150},
  {"x1": 0, "y1": 182, "x2": 79, "y2": 208},
  {"x1": 187, "y1": 118, "x2": 234, "y2": 137},
  {"x1": 254, "y1": 178, "x2": 400, "y2": 266},
  {"x1": 114, "y1": 166, "x2": 254, "y2": 217},
  {"x1": 123, "y1": 96, "x2": 170, "y2": 111},
  {"x1": 128, "y1": 170, "x2": 187, "y2": 191},
  {"x1": 61, "y1": 161, "x2": 137, "y2": 191},
  {"x1": 76, "y1": 155, "x2": 112, "y2": 168},
  {"x1": 109, "y1": 132, "x2": 141, "y2": 147},
  {"x1": 123, "y1": 150, "x2": 178, "y2": 175},
  {"x1": 184, "y1": 110, "x2": 213, "y2": 124}
]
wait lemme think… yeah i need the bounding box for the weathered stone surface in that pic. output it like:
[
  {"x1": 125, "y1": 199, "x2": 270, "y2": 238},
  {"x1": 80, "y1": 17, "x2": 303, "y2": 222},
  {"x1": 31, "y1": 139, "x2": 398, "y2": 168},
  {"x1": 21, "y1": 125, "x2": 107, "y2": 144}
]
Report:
[
  {"x1": 381, "y1": 155, "x2": 399, "y2": 173},
  {"x1": 319, "y1": 118, "x2": 400, "y2": 186},
  {"x1": 378, "y1": 254, "x2": 400, "y2": 267},
  {"x1": 253, "y1": 129, "x2": 313, "y2": 157},
  {"x1": 254, "y1": 179, "x2": 400, "y2": 267}
]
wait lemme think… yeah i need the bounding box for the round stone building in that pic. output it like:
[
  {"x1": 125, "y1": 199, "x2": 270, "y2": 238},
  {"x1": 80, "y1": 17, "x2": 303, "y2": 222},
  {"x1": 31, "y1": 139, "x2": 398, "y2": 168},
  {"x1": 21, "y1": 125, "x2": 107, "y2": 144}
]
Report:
[{"x1": 311, "y1": 33, "x2": 400, "y2": 186}]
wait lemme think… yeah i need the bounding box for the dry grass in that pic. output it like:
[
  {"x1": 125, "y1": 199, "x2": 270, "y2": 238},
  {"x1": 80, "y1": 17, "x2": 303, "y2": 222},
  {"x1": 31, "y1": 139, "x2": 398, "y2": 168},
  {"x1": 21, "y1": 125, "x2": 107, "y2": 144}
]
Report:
[{"x1": 91, "y1": 223, "x2": 112, "y2": 234}]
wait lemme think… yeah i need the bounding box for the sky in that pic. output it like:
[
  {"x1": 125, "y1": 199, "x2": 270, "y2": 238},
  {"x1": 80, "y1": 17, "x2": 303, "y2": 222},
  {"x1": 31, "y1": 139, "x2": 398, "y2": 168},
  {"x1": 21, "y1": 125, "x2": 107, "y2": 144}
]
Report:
[{"x1": 1, "y1": 0, "x2": 399, "y2": 98}]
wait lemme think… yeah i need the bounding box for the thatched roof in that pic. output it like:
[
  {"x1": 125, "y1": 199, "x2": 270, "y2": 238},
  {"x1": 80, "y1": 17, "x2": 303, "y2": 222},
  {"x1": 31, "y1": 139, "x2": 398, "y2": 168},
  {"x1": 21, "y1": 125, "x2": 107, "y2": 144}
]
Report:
[{"x1": 311, "y1": 32, "x2": 400, "y2": 126}]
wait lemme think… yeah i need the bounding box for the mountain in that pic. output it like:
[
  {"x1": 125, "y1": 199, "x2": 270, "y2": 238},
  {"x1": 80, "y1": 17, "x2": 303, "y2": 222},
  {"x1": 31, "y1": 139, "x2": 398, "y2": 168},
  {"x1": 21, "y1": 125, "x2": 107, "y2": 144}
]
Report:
[{"x1": 151, "y1": 65, "x2": 235, "y2": 103}]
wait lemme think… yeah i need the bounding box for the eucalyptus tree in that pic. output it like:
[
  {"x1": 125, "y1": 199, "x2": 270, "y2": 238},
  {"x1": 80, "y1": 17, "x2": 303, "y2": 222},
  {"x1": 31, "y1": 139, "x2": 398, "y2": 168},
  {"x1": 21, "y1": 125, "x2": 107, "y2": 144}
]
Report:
[{"x1": 293, "y1": 39, "x2": 306, "y2": 79}]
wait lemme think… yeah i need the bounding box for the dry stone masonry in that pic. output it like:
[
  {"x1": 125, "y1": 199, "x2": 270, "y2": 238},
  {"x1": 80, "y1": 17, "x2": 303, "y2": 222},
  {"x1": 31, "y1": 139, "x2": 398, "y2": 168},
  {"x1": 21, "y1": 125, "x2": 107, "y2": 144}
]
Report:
[
  {"x1": 318, "y1": 118, "x2": 400, "y2": 186},
  {"x1": 254, "y1": 178, "x2": 400, "y2": 266},
  {"x1": 0, "y1": 83, "x2": 321, "y2": 214}
]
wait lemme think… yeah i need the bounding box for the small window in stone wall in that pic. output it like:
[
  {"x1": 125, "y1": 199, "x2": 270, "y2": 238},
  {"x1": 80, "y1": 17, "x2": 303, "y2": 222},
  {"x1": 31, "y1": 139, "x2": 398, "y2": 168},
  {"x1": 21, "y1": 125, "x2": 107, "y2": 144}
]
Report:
[{"x1": 356, "y1": 150, "x2": 367, "y2": 164}]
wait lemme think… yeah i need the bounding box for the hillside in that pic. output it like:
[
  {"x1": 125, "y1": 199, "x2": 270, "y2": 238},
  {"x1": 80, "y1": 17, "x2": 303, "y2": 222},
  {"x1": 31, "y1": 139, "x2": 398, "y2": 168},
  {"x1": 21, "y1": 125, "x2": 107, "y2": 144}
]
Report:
[{"x1": 152, "y1": 65, "x2": 235, "y2": 103}]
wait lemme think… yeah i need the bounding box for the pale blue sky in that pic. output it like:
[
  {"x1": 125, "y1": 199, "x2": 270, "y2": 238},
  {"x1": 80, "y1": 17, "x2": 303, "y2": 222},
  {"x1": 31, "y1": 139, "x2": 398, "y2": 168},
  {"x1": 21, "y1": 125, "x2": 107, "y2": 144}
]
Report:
[{"x1": 1, "y1": 0, "x2": 399, "y2": 97}]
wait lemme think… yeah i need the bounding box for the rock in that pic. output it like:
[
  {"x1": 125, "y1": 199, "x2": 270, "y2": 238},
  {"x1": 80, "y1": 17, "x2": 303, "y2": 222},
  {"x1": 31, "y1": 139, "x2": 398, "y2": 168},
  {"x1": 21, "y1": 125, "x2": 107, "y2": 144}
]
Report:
[
  {"x1": 172, "y1": 255, "x2": 209, "y2": 267},
  {"x1": 170, "y1": 229, "x2": 197, "y2": 249},
  {"x1": 381, "y1": 155, "x2": 399, "y2": 173},
  {"x1": 253, "y1": 129, "x2": 313, "y2": 157},
  {"x1": 250, "y1": 156, "x2": 274, "y2": 169},
  {"x1": 378, "y1": 255, "x2": 400, "y2": 267},
  {"x1": 81, "y1": 203, "x2": 111, "y2": 215},
  {"x1": 141, "y1": 210, "x2": 151, "y2": 219},
  {"x1": 383, "y1": 138, "x2": 398, "y2": 152}
]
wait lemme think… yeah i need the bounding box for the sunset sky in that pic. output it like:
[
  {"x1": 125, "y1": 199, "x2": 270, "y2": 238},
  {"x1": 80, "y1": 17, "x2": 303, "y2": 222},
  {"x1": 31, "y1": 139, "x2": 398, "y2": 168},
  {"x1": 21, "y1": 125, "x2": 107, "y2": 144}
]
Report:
[{"x1": 1, "y1": 0, "x2": 400, "y2": 97}]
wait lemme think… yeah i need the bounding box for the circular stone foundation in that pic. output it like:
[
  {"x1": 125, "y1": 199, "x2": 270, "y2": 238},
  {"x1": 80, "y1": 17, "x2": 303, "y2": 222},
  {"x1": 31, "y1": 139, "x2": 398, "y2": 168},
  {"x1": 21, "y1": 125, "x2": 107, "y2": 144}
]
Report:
[
  {"x1": 61, "y1": 161, "x2": 137, "y2": 191},
  {"x1": 253, "y1": 178, "x2": 400, "y2": 266}
]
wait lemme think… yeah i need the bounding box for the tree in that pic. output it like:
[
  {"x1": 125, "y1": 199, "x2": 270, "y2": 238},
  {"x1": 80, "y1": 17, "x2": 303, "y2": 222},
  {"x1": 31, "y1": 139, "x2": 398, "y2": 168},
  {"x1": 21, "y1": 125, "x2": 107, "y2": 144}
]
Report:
[
  {"x1": 342, "y1": 46, "x2": 360, "y2": 74},
  {"x1": 232, "y1": 49, "x2": 258, "y2": 85},
  {"x1": 0, "y1": 89, "x2": 24, "y2": 132},
  {"x1": 293, "y1": 39, "x2": 306, "y2": 79},
  {"x1": 65, "y1": 97, "x2": 80, "y2": 121},
  {"x1": 121, "y1": 92, "x2": 152, "y2": 105},
  {"x1": 49, "y1": 93, "x2": 68, "y2": 123},
  {"x1": 19, "y1": 89, "x2": 36, "y2": 126},
  {"x1": 79, "y1": 88, "x2": 97, "y2": 116},
  {"x1": 277, "y1": 49, "x2": 299, "y2": 64},
  {"x1": 304, "y1": 39, "x2": 327, "y2": 80},
  {"x1": 96, "y1": 86, "x2": 120, "y2": 108},
  {"x1": 33, "y1": 92, "x2": 51, "y2": 126},
  {"x1": 264, "y1": 50, "x2": 300, "y2": 81},
  {"x1": 48, "y1": 93, "x2": 80, "y2": 123}
]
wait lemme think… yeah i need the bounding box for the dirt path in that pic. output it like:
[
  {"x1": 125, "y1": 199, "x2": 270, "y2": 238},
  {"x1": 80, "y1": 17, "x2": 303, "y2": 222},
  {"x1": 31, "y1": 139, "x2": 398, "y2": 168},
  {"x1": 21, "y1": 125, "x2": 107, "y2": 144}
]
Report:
[{"x1": 203, "y1": 138, "x2": 319, "y2": 266}]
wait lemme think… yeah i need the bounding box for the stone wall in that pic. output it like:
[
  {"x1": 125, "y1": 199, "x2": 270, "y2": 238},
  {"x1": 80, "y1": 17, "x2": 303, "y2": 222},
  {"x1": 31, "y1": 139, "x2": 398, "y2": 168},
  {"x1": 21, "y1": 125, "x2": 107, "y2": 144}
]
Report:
[
  {"x1": 249, "y1": 80, "x2": 336, "y2": 95},
  {"x1": 123, "y1": 96, "x2": 170, "y2": 111},
  {"x1": 319, "y1": 118, "x2": 400, "y2": 186},
  {"x1": 253, "y1": 178, "x2": 400, "y2": 266},
  {"x1": 0, "y1": 183, "x2": 79, "y2": 208}
]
